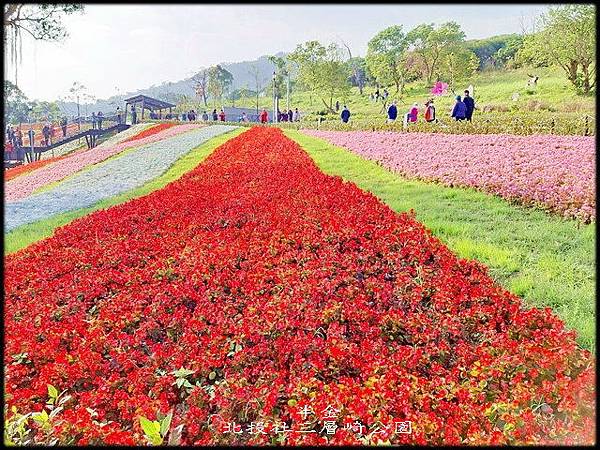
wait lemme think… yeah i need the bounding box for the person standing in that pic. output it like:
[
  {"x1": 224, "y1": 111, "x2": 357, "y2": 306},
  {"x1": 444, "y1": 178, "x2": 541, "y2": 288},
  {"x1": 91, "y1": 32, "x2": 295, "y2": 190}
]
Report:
[
  {"x1": 451, "y1": 95, "x2": 467, "y2": 121},
  {"x1": 42, "y1": 123, "x2": 51, "y2": 146},
  {"x1": 202, "y1": 110, "x2": 209, "y2": 121},
  {"x1": 260, "y1": 109, "x2": 268, "y2": 124},
  {"x1": 424, "y1": 99, "x2": 436, "y2": 123},
  {"x1": 91, "y1": 112, "x2": 97, "y2": 130},
  {"x1": 60, "y1": 117, "x2": 68, "y2": 137},
  {"x1": 375, "y1": 88, "x2": 380, "y2": 102},
  {"x1": 409, "y1": 103, "x2": 419, "y2": 123},
  {"x1": 463, "y1": 90, "x2": 475, "y2": 121},
  {"x1": 97, "y1": 111, "x2": 103, "y2": 129},
  {"x1": 288, "y1": 109, "x2": 293, "y2": 122},
  {"x1": 293, "y1": 108, "x2": 300, "y2": 122},
  {"x1": 387, "y1": 101, "x2": 398, "y2": 123},
  {"x1": 16, "y1": 127, "x2": 23, "y2": 147},
  {"x1": 131, "y1": 106, "x2": 137, "y2": 125},
  {"x1": 219, "y1": 109, "x2": 226, "y2": 121},
  {"x1": 340, "y1": 105, "x2": 351, "y2": 123},
  {"x1": 335, "y1": 100, "x2": 340, "y2": 112}
]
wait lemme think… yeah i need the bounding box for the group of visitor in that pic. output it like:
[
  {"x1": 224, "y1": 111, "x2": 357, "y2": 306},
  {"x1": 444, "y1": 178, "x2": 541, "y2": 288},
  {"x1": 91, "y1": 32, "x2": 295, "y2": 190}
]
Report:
[
  {"x1": 91, "y1": 111, "x2": 104, "y2": 129},
  {"x1": 450, "y1": 90, "x2": 475, "y2": 121},
  {"x1": 369, "y1": 88, "x2": 389, "y2": 103},
  {"x1": 277, "y1": 108, "x2": 300, "y2": 122},
  {"x1": 5, "y1": 125, "x2": 24, "y2": 149}
]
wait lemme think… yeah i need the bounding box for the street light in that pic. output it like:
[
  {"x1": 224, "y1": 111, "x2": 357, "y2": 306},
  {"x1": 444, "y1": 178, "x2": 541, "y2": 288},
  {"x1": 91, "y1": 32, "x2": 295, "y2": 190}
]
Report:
[{"x1": 272, "y1": 71, "x2": 277, "y2": 124}]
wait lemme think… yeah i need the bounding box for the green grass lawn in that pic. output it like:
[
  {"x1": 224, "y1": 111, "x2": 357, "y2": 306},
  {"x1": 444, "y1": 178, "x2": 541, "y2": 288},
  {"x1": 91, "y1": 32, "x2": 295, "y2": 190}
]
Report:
[
  {"x1": 285, "y1": 129, "x2": 596, "y2": 352},
  {"x1": 4, "y1": 128, "x2": 245, "y2": 256}
]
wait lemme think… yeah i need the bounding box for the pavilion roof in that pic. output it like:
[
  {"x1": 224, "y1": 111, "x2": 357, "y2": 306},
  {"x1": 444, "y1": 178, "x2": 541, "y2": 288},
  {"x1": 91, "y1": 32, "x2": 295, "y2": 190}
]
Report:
[{"x1": 123, "y1": 94, "x2": 175, "y2": 110}]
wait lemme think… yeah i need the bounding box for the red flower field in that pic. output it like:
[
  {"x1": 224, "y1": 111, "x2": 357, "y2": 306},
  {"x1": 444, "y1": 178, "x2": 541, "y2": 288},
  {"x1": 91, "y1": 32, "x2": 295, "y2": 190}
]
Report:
[
  {"x1": 122, "y1": 122, "x2": 178, "y2": 143},
  {"x1": 4, "y1": 127, "x2": 595, "y2": 445}
]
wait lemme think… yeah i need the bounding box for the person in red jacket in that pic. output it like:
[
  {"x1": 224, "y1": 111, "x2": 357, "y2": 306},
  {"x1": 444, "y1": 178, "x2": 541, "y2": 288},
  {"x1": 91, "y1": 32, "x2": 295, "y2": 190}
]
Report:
[
  {"x1": 260, "y1": 109, "x2": 268, "y2": 124},
  {"x1": 219, "y1": 109, "x2": 226, "y2": 121}
]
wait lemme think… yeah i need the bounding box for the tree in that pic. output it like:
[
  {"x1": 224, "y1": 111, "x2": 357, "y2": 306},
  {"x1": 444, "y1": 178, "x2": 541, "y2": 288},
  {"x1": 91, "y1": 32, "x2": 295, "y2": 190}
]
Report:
[
  {"x1": 438, "y1": 47, "x2": 479, "y2": 87},
  {"x1": 30, "y1": 100, "x2": 61, "y2": 121},
  {"x1": 465, "y1": 34, "x2": 522, "y2": 69},
  {"x1": 192, "y1": 69, "x2": 209, "y2": 106},
  {"x1": 4, "y1": 80, "x2": 29, "y2": 124},
  {"x1": 248, "y1": 63, "x2": 267, "y2": 113},
  {"x1": 519, "y1": 5, "x2": 595, "y2": 94},
  {"x1": 4, "y1": 4, "x2": 84, "y2": 82},
  {"x1": 366, "y1": 25, "x2": 409, "y2": 94},
  {"x1": 340, "y1": 40, "x2": 366, "y2": 95},
  {"x1": 207, "y1": 65, "x2": 233, "y2": 106},
  {"x1": 406, "y1": 22, "x2": 467, "y2": 84},
  {"x1": 493, "y1": 35, "x2": 524, "y2": 68},
  {"x1": 289, "y1": 41, "x2": 350, "y2": 113}
]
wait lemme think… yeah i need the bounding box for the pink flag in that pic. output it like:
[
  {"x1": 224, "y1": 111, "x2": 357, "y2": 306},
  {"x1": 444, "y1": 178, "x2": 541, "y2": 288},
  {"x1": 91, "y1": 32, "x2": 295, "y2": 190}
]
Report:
[{"x1": 430, "y1": 81, "x2": 448, "y2": 96}]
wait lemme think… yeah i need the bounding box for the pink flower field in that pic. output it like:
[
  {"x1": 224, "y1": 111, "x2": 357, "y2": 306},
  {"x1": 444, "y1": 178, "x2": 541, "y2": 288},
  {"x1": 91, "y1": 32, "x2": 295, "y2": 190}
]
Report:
[
  {"x1": 303, "y1": 130, "x2": 596, "y2": 222},
  {"x1": 5, "y1": 124, "x2": 203, "y2": 202}
]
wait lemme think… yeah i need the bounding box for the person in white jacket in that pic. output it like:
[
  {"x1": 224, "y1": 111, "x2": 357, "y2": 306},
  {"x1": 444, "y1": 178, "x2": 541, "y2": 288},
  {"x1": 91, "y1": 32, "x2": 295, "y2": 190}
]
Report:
[{"x1": 292, "y1": 108, "x2": 300, "y2": 122}]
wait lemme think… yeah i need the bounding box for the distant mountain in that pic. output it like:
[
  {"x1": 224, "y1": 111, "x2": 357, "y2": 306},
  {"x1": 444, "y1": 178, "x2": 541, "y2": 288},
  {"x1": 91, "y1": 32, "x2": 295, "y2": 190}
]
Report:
[{"x1": 56, "y1": 52, "x2": 286, "y2": 116}]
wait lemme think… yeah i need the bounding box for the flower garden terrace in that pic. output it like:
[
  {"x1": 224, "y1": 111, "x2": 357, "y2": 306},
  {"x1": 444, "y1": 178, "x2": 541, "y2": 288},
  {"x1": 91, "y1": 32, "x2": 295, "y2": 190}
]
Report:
[{"x1": 3, "y1": 125, "x2": 595, "y2": 445}]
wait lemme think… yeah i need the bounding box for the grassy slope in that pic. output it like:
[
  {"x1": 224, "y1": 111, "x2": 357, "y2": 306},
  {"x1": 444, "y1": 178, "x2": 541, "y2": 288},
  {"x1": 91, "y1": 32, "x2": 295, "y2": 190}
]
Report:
[
  {"x1": 187, "y1": 66, "x2": 595, "y2": 120},
  {"x1": 5, "y1": 128, "x2": 245, "y2": 256},
  {"x1": 285, "y1": 130, "x2": 596, "y2": 351}
]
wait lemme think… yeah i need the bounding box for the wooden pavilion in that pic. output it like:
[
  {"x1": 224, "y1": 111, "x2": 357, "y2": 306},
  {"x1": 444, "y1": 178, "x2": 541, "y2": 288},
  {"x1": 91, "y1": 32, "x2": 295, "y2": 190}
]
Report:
[{"x1": 123, "y1": 94, "x2": 175, "y2": 123}]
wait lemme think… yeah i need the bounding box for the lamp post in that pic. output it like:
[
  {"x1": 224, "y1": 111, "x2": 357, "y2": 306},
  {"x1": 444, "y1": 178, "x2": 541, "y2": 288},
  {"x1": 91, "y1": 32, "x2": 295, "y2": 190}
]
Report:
[
  {"x1": 272, "y1": 71, "x2": 277, "y2": 124},
  {"x1": 286, "y1": 71, "x2": 290, "y2": 112},
  {"x1": 27, "y1": 106, "x2": 34, "y2": 163}
]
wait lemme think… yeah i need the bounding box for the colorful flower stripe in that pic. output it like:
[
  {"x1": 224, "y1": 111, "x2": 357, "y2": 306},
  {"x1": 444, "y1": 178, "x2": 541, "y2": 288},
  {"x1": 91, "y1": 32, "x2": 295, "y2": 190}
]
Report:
[
  {"x1": 4, "y1": 125, "x2": 236, "y2": 232},
  {"x1": 122, "y1": 122, "x2": 177, "y2": 143},
  {"x1": 4, "y1": 155, "x2": 68, "y2": 181},
  {"x1": 5, "y1": 123, "x2": 203, "y2": 202},
  {"x1": 302, "y1": 130, "x2": 596, "y2": 222},
  {"x1": 4, "y1": 127, "x2": 594, "y2": 445}
]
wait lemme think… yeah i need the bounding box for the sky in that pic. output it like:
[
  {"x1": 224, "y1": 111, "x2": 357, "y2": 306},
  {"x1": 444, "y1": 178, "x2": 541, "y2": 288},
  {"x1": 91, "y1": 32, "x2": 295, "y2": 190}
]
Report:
[{"x1": 4, "y1": 4, "x2": 552, "y2": 102}]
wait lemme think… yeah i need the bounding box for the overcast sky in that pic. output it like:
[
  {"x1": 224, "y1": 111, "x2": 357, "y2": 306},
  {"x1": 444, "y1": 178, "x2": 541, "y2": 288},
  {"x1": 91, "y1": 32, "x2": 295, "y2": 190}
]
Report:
[{"x1": 5, "y1": 4, "x2": 552, "y2": 102}]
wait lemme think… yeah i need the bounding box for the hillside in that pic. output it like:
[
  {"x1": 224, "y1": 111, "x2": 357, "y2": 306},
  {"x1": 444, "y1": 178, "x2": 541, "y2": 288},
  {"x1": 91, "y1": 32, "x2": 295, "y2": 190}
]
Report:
[
  {"x1": 178, "y1": 65, "x2": 596, "y2": 121},
  {"x1": 57, "y1": 53, "x2": 285, "y2": 116}
]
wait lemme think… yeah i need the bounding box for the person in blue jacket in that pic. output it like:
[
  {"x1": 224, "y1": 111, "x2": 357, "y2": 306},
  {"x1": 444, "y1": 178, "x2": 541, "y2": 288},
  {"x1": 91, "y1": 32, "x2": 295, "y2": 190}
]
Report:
[
  {"x1": 463, "y1": 89, "x2": 475, "y2": 121},
  {"x1": 451, "y1": 95, "x2": 467, "y2": 121},
  {"x1": 340, "y1": 105, "x2": 351, "y2": 123},
  {"x1": 387, "y1": 101, "x2": 398, "y2": 122}
]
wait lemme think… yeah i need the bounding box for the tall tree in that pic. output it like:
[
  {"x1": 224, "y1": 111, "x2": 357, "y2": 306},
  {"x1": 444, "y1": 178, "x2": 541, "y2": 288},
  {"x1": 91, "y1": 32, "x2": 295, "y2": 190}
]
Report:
[
  {"x1": 289, "y1": 41, "x2": 350, "y2": 113},
  {"x1": 4, "y1": 4, "x2": 84, "y2": 82},
  {"x1": 4, "y1": 80, "x2": 29, "y2": 124},
  {"x1": 192, "y1": 69, "x2": 209, "y2": 107},
  {"x1": 366, "y1": 25, "x2": 409, "y2": 94},
  {"x1": 340, "y1": 39, "x2": 366, "y2": 95},
  {"x1": 519, "y1": 4, "x2": 595, "y2": 94},
  {"x1": 248, "y1": 63, "x2": 267, "y2": 113},
  {"x1": 406, "y1": 22, "x2": 466, "y2": 84},
  {"x1": 207, "y1": 65, "x2": 233, "y2": 106}
]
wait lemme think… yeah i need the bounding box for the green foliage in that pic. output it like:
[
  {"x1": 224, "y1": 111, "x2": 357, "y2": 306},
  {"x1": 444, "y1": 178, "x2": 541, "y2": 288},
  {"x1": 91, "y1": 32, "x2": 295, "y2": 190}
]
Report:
[
  {"x1": 288, "y1": 41, "x2": 351, "y2": 112},
  {"x1": 518, "y1": 4, "x2": 595, "y2": 94},
  {"x1": 4, "y1": 81, "x2": 29, "y2": 124},
  {"x1": 366, "y1": 25, "x2": 409, "y2": 94},
  {"x1": 466, "y1": 34, "x2": 522, "y2": 69},
  {"x1": 207, "y1": 65, "x2": 234, "y2": 106},
  {"x1": 406, "y1": 22, "x2": 468, "y2": 83},
  {"x1": 139, "y1": 411, "x2": 173, "y2": 446},
  {"x1": 493, "y1": 35, "x2": 525, "y2": 68}
]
